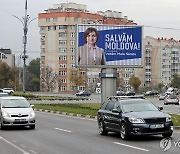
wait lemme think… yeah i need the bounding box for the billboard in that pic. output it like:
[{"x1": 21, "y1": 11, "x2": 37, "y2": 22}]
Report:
[{"x1": 76, "y1": 24, "x2": 143, "y2": 68}]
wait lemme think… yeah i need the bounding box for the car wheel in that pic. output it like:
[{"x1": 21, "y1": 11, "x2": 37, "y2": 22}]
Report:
[
  {"x1": 98, "y1": 120, "x2": 108, "y2": 135},
  {"x1": 1, "y1": 123, "x2": 6, "y2": 130},
  {"x1": 162, "y1": 132, "x2": 172, "y2": 138},
  {"x1": 29, "y1": 125, "x2": 35, "y2": 129},
  {"x1": 120, "y1": 122, "x2": 129, "y2": 140}
]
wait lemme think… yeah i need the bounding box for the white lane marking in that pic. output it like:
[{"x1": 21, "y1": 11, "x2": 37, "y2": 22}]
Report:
[
  {"x1": 114, "y1": 142, "x2": 149, "y2": 152},
  {"x1": 55, "y1": 128, "x2": 72, "y2": 133},
  {"x1": 20, "y1": 144, "x2": 26, "y2": 148},
  {"x1": 95, "y1": 137, "x2": 149, "y2": 152},
  {"x1": 29, "y1": 150, "x2": 38, "y2": 154},
  {"x1": 0, "y1": 136, "x2": 29, "y2": 154}
]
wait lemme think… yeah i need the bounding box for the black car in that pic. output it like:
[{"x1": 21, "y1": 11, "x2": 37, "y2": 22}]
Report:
[
  {"x1": 97, "y1": 96, "x2": 173, "y2": 140},
  {"x1": 144, "y1": 90, "x2": 159, "y2": 96},
  {"x1": 125, "y1": 91, "x2": 135, "y2": 96},
  {"x1": 75, "y1": 91, "x2": 91, "y2": 97}
]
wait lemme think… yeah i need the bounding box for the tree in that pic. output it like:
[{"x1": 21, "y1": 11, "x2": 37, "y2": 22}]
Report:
[
  {"x1": 69, "y1": 69, "x2": 84, "y2": 91},
  {"x1": 129, "y1": 75, "x2": 141, "y2": 92},
  {"x1": 0, "y1": 61, "x2": 18, "y2": 89},
  {"x1": 41, "y1": 65, "x2": 58, "y2": 92},
  {"x1": 28, "y1": 58, "x2": 40, "y2": 77},
  {"x1": 116, "y1": 77, "x2": 124, "y2": 90},
  {"x1": 26, "y1": 58, "x2": 40, "y2": 91},
  {"x1": 170, "y1": 73, "x2": 180, "y2": 89}
]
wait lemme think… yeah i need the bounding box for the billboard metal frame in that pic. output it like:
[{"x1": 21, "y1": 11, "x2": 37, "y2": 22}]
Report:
[{"x1": 76, "y1": 24, "x2": 143, "y2": 68}]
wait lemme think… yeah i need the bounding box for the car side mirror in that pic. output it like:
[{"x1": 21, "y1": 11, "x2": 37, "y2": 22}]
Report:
[
  {"x1": 158, "y1": 106, "x2": 163, "y2": 111},
  {"x1": 112, "y1": 109, "x2": 122, "y2": 114},
  {"x1": 31, "y1": 104, "x2": 34, "y2": 108}
]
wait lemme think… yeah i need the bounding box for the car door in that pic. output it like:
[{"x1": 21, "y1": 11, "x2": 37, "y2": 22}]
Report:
[
  {"x1": 109, "y1": 101, "x2": 122, "y2": 131},
  {"x1": 103, "y1": 101, "x2": 115, "y2": 129}
]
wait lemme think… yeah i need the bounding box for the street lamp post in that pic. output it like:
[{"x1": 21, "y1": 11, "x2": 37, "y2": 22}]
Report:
[{"x1": 13, "y1": 0, "x2": 37, "y2": 93}]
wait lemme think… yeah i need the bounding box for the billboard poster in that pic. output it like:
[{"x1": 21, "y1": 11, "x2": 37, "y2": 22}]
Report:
[{"x1": 76, "y1": 24, "x2": 143, "y2": 68}]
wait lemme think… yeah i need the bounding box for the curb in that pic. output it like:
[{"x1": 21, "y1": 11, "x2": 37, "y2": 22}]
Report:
[
  {"x1": 35, "y1": 108, "x2": 97, "y2": 119},
  {"x1": 34, "y1": 108, "x2": 180, "y2": 132}
]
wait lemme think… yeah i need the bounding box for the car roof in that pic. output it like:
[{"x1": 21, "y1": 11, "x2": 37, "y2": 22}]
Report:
[
  {"x1": 108, "y1": 95, "x2": 145, "y2": 101},
  {"x1": 0, "y1": 96, "x2": 26, "y2": 100},
  {"x1": 119, "y1": 99, "x2": 149, "y2": 104}
]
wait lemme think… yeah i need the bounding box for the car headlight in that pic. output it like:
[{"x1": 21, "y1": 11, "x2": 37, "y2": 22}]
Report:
[
  {"x1": 128, "y1": 117, "x2": 145, "y2": 123},
  {"x1": 2, "y1": 111, "x2": 10, "y2": 117},
  {"x1": 166, "y1": 116, "x2": 172, "y2": 122},
  {"x1": 30, "y1": 110, "x2": 35, "y2": 117}
]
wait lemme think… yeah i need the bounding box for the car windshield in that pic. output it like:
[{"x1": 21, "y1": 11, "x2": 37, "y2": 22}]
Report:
[
  {"x1": 1, "y1": 99, "x2": 30, "y2": 108},
  {"x1": 168, "y1": 95, "x2": 177, "y2": 99},
  {"x1": 122, "y1": 101, "x2": 158, "y2": 113}
]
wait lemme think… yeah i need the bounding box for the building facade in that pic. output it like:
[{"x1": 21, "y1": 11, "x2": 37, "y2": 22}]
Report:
[
  {"x1": 135, "y1": 36, "x2": 180, "y2": 89},
  {"x1": 38, "y1": 2, "x2": 136, "y2": 93},
  {"x1": 0, "y1": 48, "x2": 15, "y2": 68}
]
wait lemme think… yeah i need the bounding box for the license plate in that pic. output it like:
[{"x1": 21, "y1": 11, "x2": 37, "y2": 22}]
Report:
[
  {"x1": 15, "y1": 119, "x2": 26, "y2": 122},
  {"x1": 150, "y1": 124, "x2": 164, "y2": 129}
]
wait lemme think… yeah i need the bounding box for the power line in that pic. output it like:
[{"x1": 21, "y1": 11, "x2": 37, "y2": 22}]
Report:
[{"x1": 143, "y1": 25, "x2": 180, "y2": 31}]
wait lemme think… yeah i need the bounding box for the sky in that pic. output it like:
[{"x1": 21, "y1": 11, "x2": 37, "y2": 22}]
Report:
[{"x1": 0, "y1": 0, "x2": 180, "y2": 64}]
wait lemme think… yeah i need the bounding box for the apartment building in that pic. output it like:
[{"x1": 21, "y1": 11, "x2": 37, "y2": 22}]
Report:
[
  {"x1": 0, "y1": 48, "x2": 15, "y2": 68},
  {"x1": 135, "y1": 36, "x2": 180, "y2": 89},
  {"x1": 38, "y1": 2, "x2": 137, "y2": 93}
]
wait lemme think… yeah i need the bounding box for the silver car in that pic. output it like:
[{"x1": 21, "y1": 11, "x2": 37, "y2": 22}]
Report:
[
  {"x1": 0, "y1": 96, "x2": 36, "y2": 129},
  {"x1": 164, "y1": 95, "x2": 179, "y2": 105}
]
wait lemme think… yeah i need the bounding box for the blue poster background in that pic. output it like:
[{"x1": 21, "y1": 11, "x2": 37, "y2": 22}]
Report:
[{"x1": 78, "y1": 26, "x2": 142, "y2": 62}]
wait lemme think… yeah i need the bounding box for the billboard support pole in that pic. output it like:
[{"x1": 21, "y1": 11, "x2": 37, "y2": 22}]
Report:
[{"x1": 100, "y1": 68, "x2": 119, "y2": 104}]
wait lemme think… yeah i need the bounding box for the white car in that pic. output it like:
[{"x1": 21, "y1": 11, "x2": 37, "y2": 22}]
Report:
[
  {"x1": 0, "y1": 96, "x2": 36, "y2": 129},
  {"x1": 2, "y1": 88, "x2": 14, "y2": 94}
]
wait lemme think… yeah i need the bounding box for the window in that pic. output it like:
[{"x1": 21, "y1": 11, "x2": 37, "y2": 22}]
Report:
[
  {"x1": 80, "y1": 71, "x2": 85, "y2": 75},
  {"x1": 59, "y1": 86, "x2": 67, "y2": 91},
  {"x1": 70, "y1": 40, "x2": 75, "y2": 45},
  {"x1": 59, "y1": 25, "x2": 67, "y2": 30},
  {"x1": 70, "y1": 48, "x2": 75, "y2": 53},
  {"x1": 53, "y1": 26, "x2": 57, "y2": 30},
  {"x1": 41, "y1": 41, "x2": 45, "y2": 45},
  {"x1": 106, "y1": 101, "x2": 115, "y2": 111},
  {"x1": 74, "y1": 17, "x2": 78, "y2": 22},
  {"x1": 59, "y1": 40, "x2": 67, "y2": 45},
  {"x1": 59, "y1": 71, "x2": 67, "y2": 76},
  {"x1": 59, "y1": 48, "x2": 67, "y2": 53},
  {"x1": 69, "y1": 25, "x2": 75, "y2": 29},
  {"x1": 114, "y1": 101, "x2": 121, "y2": 112},
  {"x1": 59, "y1": 55, "x2": 67, "y2": 60},
  {"x1": 46, "y1": 18, "x2": 50, "y2": 22},
  {"x1": 59, "y1": 32, "x2": 67, "y2": 38},
  {"x1": 70, "y1": 55, "x2": 75, "y2": 61},
  {"x1": 79, "y1": 86, "x2": 85, "y2": 91},
  {"x1": 41, "y1": 48, "x2": 45, "y2": 53},
  {"x1": 71, "y1": 32, "x2": 75, "y2": 37},
  {"x1": 70, "y1": 63, "x2": 75, "y2": 68},
  {"x1": 59, "y1": 64, "x2": 66, "y2": 68},
  {"x1": 40, "y1": 27, "x2": 45, "y2": 31},
  {"x1": 53, "y1": 18, "x2": 57, "y2": 22},
  {"x1": 48, "y1": 26, "x2": 51, "y2": 31},
  {"x1": 60, "y1": 79, "x2": 67, "y2": 83}
]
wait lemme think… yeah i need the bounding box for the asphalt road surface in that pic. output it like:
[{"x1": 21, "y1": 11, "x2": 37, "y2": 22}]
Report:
[{"x1": 0, "y1": 111, "x2": 180, "y2": 154}]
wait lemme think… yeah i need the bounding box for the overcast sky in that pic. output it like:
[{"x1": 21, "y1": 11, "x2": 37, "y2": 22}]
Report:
[{"x1": 1, "y1": 0, "x2": 180, "y2": 63}]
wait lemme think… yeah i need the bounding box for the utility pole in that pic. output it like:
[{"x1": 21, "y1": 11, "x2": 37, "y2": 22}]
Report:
[{"x1": 13, "y1": 0, "x2": 37, "y2": 93}]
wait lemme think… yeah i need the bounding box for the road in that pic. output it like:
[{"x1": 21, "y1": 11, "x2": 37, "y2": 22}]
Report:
[{"x1": 0, "y1": 111, "x2": 180, "y2": 154}]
